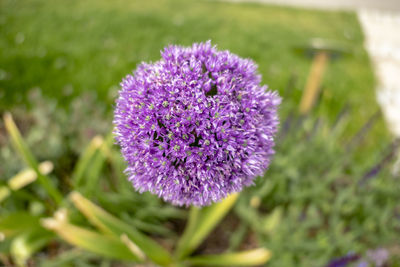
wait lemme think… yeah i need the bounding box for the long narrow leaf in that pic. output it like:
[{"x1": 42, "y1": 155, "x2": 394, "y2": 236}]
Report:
[
  {"x1": 9, "y1": 161, "x2": 53, "y2": 190},
  {"x1": 3, "y1": 113, "x2": 62, "y2": 204},
  {"x1": 72, "y1": 136, "x2": 103, "y2": 187},
  {"x1": 122, "y1": 215, "x2": 176, "y2": 237},
  {"x1": 227, "y1": 223, "x2": 248, "y2": 252},
  {"x1": 234, "y1": 199, "x2": 263, "y2": 234},
  {"x1": 186, "y1": 248, "x2": 271, "y2": 266},
  {"x1": 0, "y1": 186, "x2": 10, "y2": 203},
  {"x1": 69, "y1": 191, "x2": 172, "y2": 265},
  {"x1": 0, "y1": 161, "x2": 53, "y2": 204},
  {"x1": 41, "y1": 218, "x2": 141, "y2": 261},
  {"x1": 175, "y1": 207, "x2": 200, "y2": 258},
  {"x1": 38, "y1": 249, "x2": 95, "y2": 267},
  {"x1": 84, "y1": 133, "x2": 114, "y2": 197},
  {"x1": 175, "y1": 193, "x2": 238, "y2": 259}
]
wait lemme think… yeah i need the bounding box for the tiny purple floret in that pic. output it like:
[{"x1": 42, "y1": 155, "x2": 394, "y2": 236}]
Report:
[{"x1": 113, "y1": 41, "x2": 280, "y2": 206}]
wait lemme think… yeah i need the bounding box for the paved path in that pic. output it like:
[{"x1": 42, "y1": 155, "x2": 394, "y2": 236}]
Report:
[
  {"x1": 225, "y1": 0, "x2": 400, "y2": 12},
  {"x1": 358, "y1": 11, "x2": 400, "y2": 137}
]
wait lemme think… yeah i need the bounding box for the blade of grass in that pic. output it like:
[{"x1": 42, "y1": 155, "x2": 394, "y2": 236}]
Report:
[
  {"x1": 3, "y1": 113, "x2": 62, "y2": 204},
  {"x1": 121, "y1": 214, "x2": 176, "y2": 237},
  {"x1": 234, "y1": 199, "x2": 263, "y2": 234},
  {"x1": 262, "y1": 206, "x2": 283, "y2": 234},
  {"x1": 84, "y1": 133, "x2": 114, "y2": 197},
  {"x1": 72, "y1": 135, "x2": 104, "y2": 187},
  {"x1": 0, "y1": 186, "x2": 10, "y2": 203},
  {"x1": 38, "y1": 249, "x2": 95, "y2": 267},
  {"x1": 69, "y1": 191, "x2": 172, "y2": 265},
  {"x1": 135, "y1": 205, "x2": 186, "y2": 221},
  {"x1": 227, "y1": 223, "x2": 248, "y2": 252},
  {"x1": 108, "y1": 150, "x2": 131, "y2": 193},
  {"x1": 186, "y1": 248, "x2": 271, "y2": 266},
  {"x1": 174, "y1": 206, "x2": 200, "y2": 259},
  {"x1": 41, "y1": 218, "x2": 141, "y2": 261},
  {"x1": 175, "y1": 193, "x2": 239, "y2": 259},
  {"x1": 9, "y1": 161, "x2": 53, "y2": 190},
  {"x1": 0, "y1": 161, "x2": 53, "y2": 204}
]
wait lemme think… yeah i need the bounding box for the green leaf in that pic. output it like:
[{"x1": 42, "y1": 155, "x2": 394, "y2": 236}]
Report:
[
  {"x1": 108, "y1": 150, "x2": 132, "y2": 193},
  {"x1": 175, "y1": 193, "x2": 238, "y2": 259},
  {"x1": 38, "y1": 249, "x2": 97, "y2": 267},
  {"x1": 72, "y1": 135, "x2": 103, "y2": 187},
  {"x1": 10, "y1": 227, "x2": 54, "y2": 266},
  {"x1": 0, "y1": 212, "x2": 41, "y2": 238},
  {"x1": 84, "y1": 134, "x2": 114, "y2": 197},
  {"x1": 0, "y1": 161, "x2": 53, "y2": 204},
  {"x1": 3, "y1": 113, "x2": 62, "y2": 205},
  {"x1": 9, "y1": 161, "x2": 53, "y2": 190},
  {"x1": 72, "y1": 134, "x2": 114, "y2": 197},
  {"x1": 122, "y1": 214, "x2": 176, "y2": 237},
  {"x1": 0, "y1": 186, "x2": 10, "y2": 203},
  {"x1": 234, "y1": 197, "x2": 263, "y2": 234},
  {"x1": 69, "y1": 191, "x2": 172, "y2": 265},
  {"x1": 262, "y1": 207, "x2": 283, "y2": 234},
  {"x1": 227, "y1": 223, "x2": 248, "y2": 252},
  {"x1": 174, "y1": 207, "x2": 200, "y2": 259},
  {"x1": 186, "y1": 248, "x2": 271, "y2": 266},
  {"x1": 41, "y1": 217, "x2": 141, "y2": 261}
]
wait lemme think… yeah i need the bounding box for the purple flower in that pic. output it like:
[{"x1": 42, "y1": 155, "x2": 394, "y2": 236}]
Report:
[
  {"x1": 366, "y1": 248, "x2": 389, "y2": 267},
  {"x1": 326, "y1": 252, "x2": 360, "y2": 267},
  {"x1": 113, "y1": 41, "x2": 280, "y2": 206}
]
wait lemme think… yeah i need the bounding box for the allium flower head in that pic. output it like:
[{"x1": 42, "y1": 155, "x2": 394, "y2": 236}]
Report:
[{"x1": 114, "y1": 41, "x2": 280, "y2": 206}]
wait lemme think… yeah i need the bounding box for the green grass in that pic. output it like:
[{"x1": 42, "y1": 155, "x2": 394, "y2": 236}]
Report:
[{"x1": 0, "y1": 0, "x2": 388, "y2": 143}]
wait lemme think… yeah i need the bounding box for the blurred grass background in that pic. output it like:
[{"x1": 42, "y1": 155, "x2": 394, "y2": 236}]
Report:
[
  {"x1": 1, "y1": 0, "x2": 399, "y2": 266},
  {"x1": 0, "y1": 0, "x2": 387, "y2": 141}
]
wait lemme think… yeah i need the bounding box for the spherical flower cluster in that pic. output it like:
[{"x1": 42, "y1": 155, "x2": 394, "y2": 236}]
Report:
[{"x1": 114, "y1": 41, "x2": 280, "y2": 206}]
